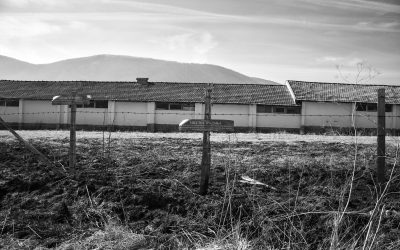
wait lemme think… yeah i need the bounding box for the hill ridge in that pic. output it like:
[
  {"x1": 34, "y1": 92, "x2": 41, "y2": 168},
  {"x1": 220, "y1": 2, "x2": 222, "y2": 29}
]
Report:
[{"x1": 0, "y1": 54, "x2": 280, "y2": 85}]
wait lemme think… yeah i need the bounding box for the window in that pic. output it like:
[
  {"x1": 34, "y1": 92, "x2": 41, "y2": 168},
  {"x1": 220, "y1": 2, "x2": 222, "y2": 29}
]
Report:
[
  {"x1": 355, "y1": 103, "x2": 367, "y2": 111},
  {"x1": 169, "y1": 103, "x2": 183, "y2": 110},
  {"x1": 73, "y1": 100, "x2": 108, "y2": 109},
  {"x1": 286, "y1": 107, "x2": 301, "y2": 114},
  {"x1": 256, "y1": 105, "x2": 272, "y2": 113},
  {"x1": 156, "y1": 102, "x2": 195, "y2": 111},
  {"x1": 95, "y1": 100, "x2": 108, "y2": 108},
  {"x1": 182, "y1": 103, "x2": 195, "y2": 111},
  {"x1": 366, "y1": 103, "x2": 377, "y2": 112},
  {"x1": 0, "y1": 99, "x2": 19, "y2": 107},
  {"x1": 257, "y1": 105, "x2": 301, "y2": 114},
  {"x1": 356, "y1": 103, "x2": 392, "y2": 112},
  {"x1": 155, "y1": 102, "x2": 169, "y2": 110},
  {"x1": 274, "y1": 107, "x2": 286, "y2": 113}
]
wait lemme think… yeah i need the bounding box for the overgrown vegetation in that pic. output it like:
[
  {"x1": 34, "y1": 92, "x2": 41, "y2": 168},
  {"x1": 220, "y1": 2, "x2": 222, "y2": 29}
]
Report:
[{"x1": 0, "y1": 132, "x2": 399, "y2": 249}]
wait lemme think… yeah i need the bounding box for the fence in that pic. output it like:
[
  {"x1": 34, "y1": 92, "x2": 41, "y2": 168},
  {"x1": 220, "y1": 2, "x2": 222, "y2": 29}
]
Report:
[
  {"x1": 0, "y1": 109, "x2": 399, "y2": 249},
  {"x1": 0, "y1": 110, "x2": 399, "y2": 134}
]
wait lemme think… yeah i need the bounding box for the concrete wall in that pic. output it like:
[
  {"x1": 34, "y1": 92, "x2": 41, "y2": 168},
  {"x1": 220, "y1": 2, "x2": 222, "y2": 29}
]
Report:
[
  {"x1": 302, "y1": 102, "x2": 400, "y2": 132},
  {"x1": 302, "y1": 102, "x2": 354, "y2": 128},
  {"x1": 212, "y1": 104, "x2": 249, "y2": 127},
  {"x1": 0, "y1": 106, "x2": 19, "y2": 123},
  {"x1": 74, "y1": 108, "x2": 107, "y2": 126},
  {"x1": 354, "y1": 110, "x2": 395, "y2": 129},
  {"x1": 23, "y1": 100, "x2": 59, "y2": 124},
  {"x1": 154, "y1": 110, "x2": 195, "y2": 125},
  {"x1": 256, "y1": 113, "x2": 301, "y2": 129},
  {"x1": 114, "y1": 101, "x2": 147, "y2": 126}
]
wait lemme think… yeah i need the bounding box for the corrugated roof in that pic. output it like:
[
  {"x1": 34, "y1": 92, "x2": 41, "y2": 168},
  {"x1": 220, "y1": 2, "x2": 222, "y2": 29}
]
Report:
[
  {"x1": 0, "y1": 80, "x2": 296, "y2": 106},
  {"x1": 288, "y1": 80, "x2": 400, "y2": 104}
]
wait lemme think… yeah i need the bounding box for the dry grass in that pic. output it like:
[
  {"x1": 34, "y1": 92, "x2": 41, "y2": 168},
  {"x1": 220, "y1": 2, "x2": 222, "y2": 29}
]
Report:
[
  {"x1": 0, "y1": 131, "x2": 399, "y2": 249},
  {"x1": 0, "y1": 130, "x2": 399, "y2": 145}
]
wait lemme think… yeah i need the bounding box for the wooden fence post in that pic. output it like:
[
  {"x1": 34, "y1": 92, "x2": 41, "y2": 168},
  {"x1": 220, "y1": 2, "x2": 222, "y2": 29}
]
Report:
[
  {"x1": 377, "y1": 88, "x2": 386, "y2": 192},
  {"x1": 199, "y1": 86, "x2": 212, "y2": 195},
  {"x1": 70, "y1": 91, "x2": 77, "y2": 171}
]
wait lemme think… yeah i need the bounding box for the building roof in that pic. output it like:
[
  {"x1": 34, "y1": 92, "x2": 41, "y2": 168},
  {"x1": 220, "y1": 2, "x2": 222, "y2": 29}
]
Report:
[
  {"x1": 287, "y1": 80, "x2": 400, "y2": 104},
  {"x1": 0, "y1": 80, "x2": 296, "y2": 106}
]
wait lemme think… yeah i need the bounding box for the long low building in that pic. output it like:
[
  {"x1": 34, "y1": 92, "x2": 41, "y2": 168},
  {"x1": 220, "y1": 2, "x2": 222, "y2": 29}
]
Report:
[
  {"x1": 287, "y1": 80, "x2": 400, "y2": 134},
  {"x1": 0, "y1": 78, "x2": 399, "y2": 134}
]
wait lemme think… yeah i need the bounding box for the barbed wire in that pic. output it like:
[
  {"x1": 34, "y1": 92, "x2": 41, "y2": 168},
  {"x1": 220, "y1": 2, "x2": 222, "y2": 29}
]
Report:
[{"x1": 1, "y1": 110, "x2": 400, "y2": 118}]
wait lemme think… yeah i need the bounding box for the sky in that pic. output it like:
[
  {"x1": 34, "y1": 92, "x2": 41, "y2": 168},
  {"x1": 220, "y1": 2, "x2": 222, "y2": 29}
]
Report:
[{"x1": 0, "y1": 0, "x2": 399, "y2": 84}]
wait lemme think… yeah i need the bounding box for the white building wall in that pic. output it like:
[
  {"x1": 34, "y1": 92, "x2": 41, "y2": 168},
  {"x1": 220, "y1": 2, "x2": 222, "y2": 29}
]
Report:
[
  {"x1": 195, "y1": 103, "x2": 204, "y2": 119},
  {"x1": 23, "y1": 100, "x2": 59, "y2": 124},
  {"x1": 108, "y1": 101, "x2": 116, "y2": 125},
  {"x1": 212, "y1": 104, "x2": 249, "y2": 127},
  {"x1": 248, "y1": 104, "x2": 257, "y2": 129},
  {"x1": 256, "y1": 114, "x2": 301, "y2": 128},
  {"x1": 114, "y1": 101, "x2": 147, "y2": 126},
  {"x1": 0, "y1": 106, "x2": 19, "y2": 123},
  {"x1": 303, "y1": 102, "x2": 354, "y2": 128},
  {"x1": 354, "y1": 110, "x2": 395, "y2": 129},
  {"x1": 303, "y1": 102, "x2": 399, "y2": 130},
  {"x1": 75, "y1": 108, "x2": 108, "y2": 126},
  {"x1": 155, "y1": 110, "x2": 195, "y2": 125}
]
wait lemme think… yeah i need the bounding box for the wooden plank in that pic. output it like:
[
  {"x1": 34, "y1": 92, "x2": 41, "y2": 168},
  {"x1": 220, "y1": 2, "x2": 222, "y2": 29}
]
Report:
[
  {"x1": 200, "y1": 87, "x2": 212, "y2": 195},
  {"x1": 0, "y1": 115, "x2": 54, "y2": 168},
  {"x1": 52, "y1": 92, "x2": 87, "y2": 172},
  {"x1": 70, "y1": 102, "x2": 77, "y2": 171},
  {"x1": 377, "y1": 88, "x2": 386, "y2": 191},
  {"x1": 179, "y1": 119, "x2": 234, "y2": 132}
]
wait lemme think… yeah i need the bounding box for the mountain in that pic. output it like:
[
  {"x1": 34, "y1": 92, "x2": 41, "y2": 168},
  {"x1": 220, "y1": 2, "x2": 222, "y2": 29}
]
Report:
[{"x1": 0, "y1": 54, "x2": 280, "y2": 85}]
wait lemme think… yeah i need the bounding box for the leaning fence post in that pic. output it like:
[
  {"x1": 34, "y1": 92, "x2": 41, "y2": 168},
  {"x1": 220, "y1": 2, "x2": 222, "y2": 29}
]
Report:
[
  {"x1": 377, "y1": 88, "x2": 386, "y2": 192},
  {"x1": 0, "y1": 115, "x2": 54, "y2": 168}
]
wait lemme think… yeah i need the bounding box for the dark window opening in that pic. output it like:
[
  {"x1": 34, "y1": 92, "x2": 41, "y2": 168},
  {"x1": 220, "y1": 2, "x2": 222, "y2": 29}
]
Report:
[
  {"x1": 286, "y1": 107, "x2": 301, "y2": 114},
  {"x1": 366, "y1": 103, "x2": 377, "y2": 112},
  {"x1": 95, "y1": 100, "x2": 108, "y2": 109},
  {"x1": 356, "y1": 103, "x2": 367, "y2": 111},
  {"x1": 169, "y1": 103, "x2": 183, "y2": 110},
  {"x1": 257, "y1": 105, "x2": 301, "y2": 114},
  {"x1": 356, "y1": 103, "x2": 392, "y2": 112},
  {"x1": 274, "y1": 107, "x2": 286, "y2": 113},
  {"x1": 156, "y1": 102, "x2": 195, "y2": 111},
  {"x1": 72, "y1": 100, "x2": 108, "y2": 109},
  {"x1": 182, "y1": 103, "x2": 195, "y2": 111},
  {"x1": 256, "y1": 105, "x2": 272, "y2": 113},
  {"x1": 156, "y1": 102, "x2": 169, "y2": 110},
  {"x1": 0, "y1": 99, "x2": 19, "y2": 107}
]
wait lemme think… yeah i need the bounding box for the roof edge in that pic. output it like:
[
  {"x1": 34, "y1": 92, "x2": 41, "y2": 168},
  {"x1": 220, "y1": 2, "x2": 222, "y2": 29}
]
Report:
[
  {"x1": 285, "y1": 80, "x2": 296, "y2": 103},
  {"x1": 287, "y1": 80, "x2": 400, "y2": 88}
]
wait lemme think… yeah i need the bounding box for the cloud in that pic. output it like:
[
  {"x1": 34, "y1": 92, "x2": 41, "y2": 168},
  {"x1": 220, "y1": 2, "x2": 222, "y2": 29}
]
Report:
[
  {"x1": 298, "y1": 0, "x2": 400, "y2": 13},
  {"x1": 0, "y1": 0, "x2": 68, "y2": 11},
  {"x1": 162, "y1": 31, "x2": 218, "y2": 63},
  {"x1": 0, "y1": 16, "x2": 61, "y2": 38},
  {"x1": 316, "y1": 56, "x2": 365, "y2": 67}
]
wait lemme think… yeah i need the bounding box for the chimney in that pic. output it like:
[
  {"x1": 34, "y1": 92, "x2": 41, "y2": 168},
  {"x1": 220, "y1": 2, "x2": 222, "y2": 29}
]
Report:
[{"x1": 137, "y1": 78, "x2": 149, "y2": 85}]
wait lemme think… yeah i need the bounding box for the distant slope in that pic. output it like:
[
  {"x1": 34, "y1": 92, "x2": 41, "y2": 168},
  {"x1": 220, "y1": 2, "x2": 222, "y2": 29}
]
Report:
[{"x1": 0, "y1": 54, "x2": 280, "y2": 84}]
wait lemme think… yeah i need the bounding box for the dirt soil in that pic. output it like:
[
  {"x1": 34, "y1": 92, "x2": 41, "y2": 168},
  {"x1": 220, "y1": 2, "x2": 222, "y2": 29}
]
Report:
[{"x1": 0, "y1": 132, "x2": 399, "y2": 249}]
